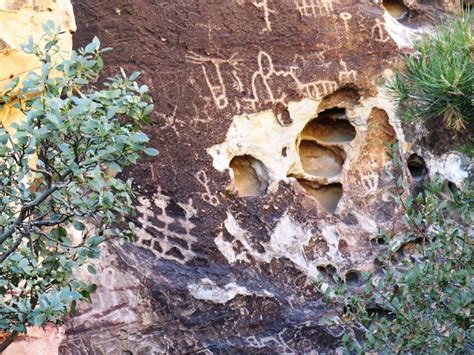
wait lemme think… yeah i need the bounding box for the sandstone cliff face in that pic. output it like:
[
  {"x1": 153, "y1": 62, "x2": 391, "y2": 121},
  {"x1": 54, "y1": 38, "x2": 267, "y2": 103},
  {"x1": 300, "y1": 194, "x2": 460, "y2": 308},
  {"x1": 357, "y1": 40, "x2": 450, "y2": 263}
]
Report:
[
  {"x1": 2, "y1": 0, "x2": 468, "y2": 353},
  {"x1": 62, "y1": 1, "x2": 468, "y2": 353}
]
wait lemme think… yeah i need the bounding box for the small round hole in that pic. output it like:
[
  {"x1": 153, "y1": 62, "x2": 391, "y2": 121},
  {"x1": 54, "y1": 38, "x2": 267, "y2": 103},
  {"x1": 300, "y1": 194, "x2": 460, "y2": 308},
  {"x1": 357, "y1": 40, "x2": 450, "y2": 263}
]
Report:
[
  {"x1": 407, "y1": 154, "x2": 427, "y2": 181},
  {"x1": 345, "y1": 270, "x2": 360, "y2": 286},
  {"x1": 383, "y1": 0, "x2": 408, "y2": 20}
]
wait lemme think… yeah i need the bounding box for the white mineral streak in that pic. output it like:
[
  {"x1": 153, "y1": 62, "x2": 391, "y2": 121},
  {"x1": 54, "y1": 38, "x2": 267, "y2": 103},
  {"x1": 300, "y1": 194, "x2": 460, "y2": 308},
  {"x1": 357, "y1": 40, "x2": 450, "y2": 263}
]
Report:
[
  {"x1": 188, "y1": 278, "x2": 274, "y2": 304},
  {"x1": 425, "y1": 152, "x2": 469, "y2": 188},
  {"x1": 382, "y1": 11, "x2": 423, "y2": 49},
  {"x1": 215, "y1": 212, "x2": 341, "y2": 281}
]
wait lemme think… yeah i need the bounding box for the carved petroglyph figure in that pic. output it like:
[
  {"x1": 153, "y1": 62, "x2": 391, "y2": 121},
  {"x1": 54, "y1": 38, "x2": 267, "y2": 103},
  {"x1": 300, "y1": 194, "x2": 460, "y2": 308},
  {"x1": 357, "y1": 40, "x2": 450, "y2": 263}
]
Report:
[
  {"x1": 246, "y1": 50, "x2": 341, "y2": 106},
  {"x1": 371, "y1": 18, "x2": 391, "y2": 43},
  {"x1": 338, "y1": 60, "x2": 357, "y2": 82},
  {"x1": 300, "y1": 80, "x2": 338, "y2": 100},
  {"x1": 246, "y1": 51, "x2": 297, "y2": 108},
  {"x1": 197, "y1": 170, "x2": 220, "y2": 206},
  {"x1": 187, "y1": 52, "x2": 242, "y2": 110},
  {"x1": 252, "y1": 0, "x2": 275, "y2": 32},
  {"x1": 135, "y1": 192, "x2": 198, "y2": 263},
  {"x1": 340, "y1": 12, "x2": 352, "y2": 33},
  {"x1": 294, "y1": 0, "x2": 334, "y2": 17}
]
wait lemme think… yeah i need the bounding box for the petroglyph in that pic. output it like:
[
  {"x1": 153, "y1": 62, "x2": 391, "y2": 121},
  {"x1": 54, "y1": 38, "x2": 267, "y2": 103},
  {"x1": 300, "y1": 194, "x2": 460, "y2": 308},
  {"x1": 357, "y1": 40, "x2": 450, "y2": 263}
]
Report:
[
  {"x1": 135, "y1": 192, "x2": 198, "y2": 263},
  {"x1": 197, "y1": 170, "x2": 220, "y2": 206},
  {"x1": 340, "y1": 12, "x2": 352, "y2": 33},
  {"x1": 246, "y1": 51, "x2": 340, "y2": 106},
  {"x1": 372, "y1": 18, "x2": 391, "y2": 43},
  {"x1": 338, "y1": 60, "x2": 357, "y2": 82},
  {"x1": 245, "y1": 51, "x2": 297, "y2": 108},
  {"x1": 252, "y1": 0, "x2": 275, "y2": 32},
  {"x1": 187, "y1": 52, "x2": 242, "y2": 109},
  {"x1": 294, "y1": 0, "x2": 334, "y2": 17},
  {"x1": 300, "y1": 80, "x2": 338, "y2": 100}
]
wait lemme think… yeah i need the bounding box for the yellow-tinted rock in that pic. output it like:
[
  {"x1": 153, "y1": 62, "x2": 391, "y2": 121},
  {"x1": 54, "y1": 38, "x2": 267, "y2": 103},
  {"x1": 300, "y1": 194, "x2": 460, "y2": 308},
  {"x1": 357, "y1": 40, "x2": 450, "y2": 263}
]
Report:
[
  {"x1": 0, "y1": 0, "x2": 76, "y2": 91},
  {"x1": 0, "y1": 0, "x2": 75, "y2": 131}
]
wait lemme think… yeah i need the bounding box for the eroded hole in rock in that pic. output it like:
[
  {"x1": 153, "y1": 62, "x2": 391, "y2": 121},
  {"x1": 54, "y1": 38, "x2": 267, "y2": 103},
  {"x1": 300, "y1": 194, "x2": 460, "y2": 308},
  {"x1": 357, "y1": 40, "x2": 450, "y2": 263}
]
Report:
[
  {"x1": 317, "y1": 265, "x2": 337, "y2": 280},
  {"x1": 383, "y1": 0, "x2": 408, "y2": 20},
  {"x1": 302, "y1": 110, "x2": 356, "y2": 144},
  {"x1": 299, "y1": 141, "x2": 345, "y2": 178},
  {"x1": 298, "y1": 180, "x2": 343, "y2": 214},
  {"x1": 273, "y1": 102, "x2": 293, "y2": 126},
  {"x1": 407, "y1": 154, "x2": 427, "y2": 181},
  {"x1": 230, "y1": 155, "x2": 269, "y2": 197},
  {"x1": 318, "y1": 87, "x2": 360, "y2": 111},
  {"x1": 345, "y1": 270, "x2": 360, "y2": 286}
]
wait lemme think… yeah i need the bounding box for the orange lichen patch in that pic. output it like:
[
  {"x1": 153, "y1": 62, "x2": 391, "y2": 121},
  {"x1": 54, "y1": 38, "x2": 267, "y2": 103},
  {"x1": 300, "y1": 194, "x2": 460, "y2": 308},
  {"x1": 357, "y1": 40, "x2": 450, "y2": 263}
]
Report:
[{"x1": 358, "y1": 108, "x2": 396, "y2": 167}]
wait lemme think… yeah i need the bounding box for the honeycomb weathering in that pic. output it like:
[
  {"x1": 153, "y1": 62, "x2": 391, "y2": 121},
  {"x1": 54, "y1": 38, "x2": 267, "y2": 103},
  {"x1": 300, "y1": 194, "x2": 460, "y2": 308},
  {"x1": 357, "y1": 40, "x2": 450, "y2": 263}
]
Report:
[
  {"x1": 298, "y1": 181, "x2": 343, "y2": 214},
  {"x1": 2, "y1": 0, "x2": 464, "y2": 353},
  {"x1": 299, "y1": 140, "x2": 345, "y2": 178},
  {"x1": 301, "y1": 110, "x2": 357, "y2": 144},
  {"x1": 383, "y1": 0, "x2": 409, "y2": 19},
  {"x1": 229, "y1": 155, "x2": 269, "y2": 197},
  {"x1": 407, "y1": 153, "x2": 428, "y2": 181}
]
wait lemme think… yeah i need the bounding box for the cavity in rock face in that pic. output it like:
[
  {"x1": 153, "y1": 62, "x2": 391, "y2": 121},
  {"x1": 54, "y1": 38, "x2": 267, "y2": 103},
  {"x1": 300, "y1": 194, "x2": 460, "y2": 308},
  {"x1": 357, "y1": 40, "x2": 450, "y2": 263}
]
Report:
[
  {"x1": 407, "y1": 153, "x2": 427, "y2": 181},
  {"x1": 299, "y1": 140, "x2": 345, "y2": 178},
  {"x1": 230, "y1": 155, "x2": 269, "y2": 197},
  {"x1": 298, "y1": 180, "x2": 343, "y2": 214},
  {"x1": 359, "y1": 108, "x2": 397, "y2": 166},
  {"x1": 301, "y1": 109, "x2": 356, "y2": 144},
  {"x1": 317, "y1": 88, "x2": 361, "y2": 112},
  {"x1": 383, "y1": 0, "x2": 408, "y2": 20}
]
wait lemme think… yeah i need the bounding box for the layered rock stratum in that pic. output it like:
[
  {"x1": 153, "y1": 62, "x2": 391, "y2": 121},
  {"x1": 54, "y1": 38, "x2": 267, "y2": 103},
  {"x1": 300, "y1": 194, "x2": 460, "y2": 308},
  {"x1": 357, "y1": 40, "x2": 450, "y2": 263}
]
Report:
[{"x1": 2, "y1": 0, "x2": 469, "y2": 353}]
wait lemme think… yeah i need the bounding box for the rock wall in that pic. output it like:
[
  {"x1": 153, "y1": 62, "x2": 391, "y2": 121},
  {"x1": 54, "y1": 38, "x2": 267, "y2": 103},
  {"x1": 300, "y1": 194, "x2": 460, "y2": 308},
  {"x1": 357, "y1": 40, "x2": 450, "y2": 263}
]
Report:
[
  {"x1": 2, "y1": 0, "x2": 467, "y2": 353},
  {"x1": 62, "y1": 0, "x2": 468, "y2": 353}
]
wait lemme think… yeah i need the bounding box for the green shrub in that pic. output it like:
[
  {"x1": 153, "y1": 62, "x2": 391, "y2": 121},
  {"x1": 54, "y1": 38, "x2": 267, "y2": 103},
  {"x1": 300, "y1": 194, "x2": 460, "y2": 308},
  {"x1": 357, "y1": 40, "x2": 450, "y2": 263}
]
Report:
[
  {"x1": 389, "y1": 11, "x2": 473, "y2": 131},
  {"x1": 0, "y1": 21, "x2": 156, "y2": 350},
  {"x1": 323, "y1": 143, "x2": 473, "y2": 353}
]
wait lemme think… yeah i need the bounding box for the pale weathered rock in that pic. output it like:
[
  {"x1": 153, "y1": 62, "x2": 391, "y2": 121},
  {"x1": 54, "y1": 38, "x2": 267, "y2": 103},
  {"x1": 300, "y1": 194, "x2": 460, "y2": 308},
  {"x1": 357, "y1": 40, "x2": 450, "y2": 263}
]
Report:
[
  {"x1": 0, "y1": 0, "x2": 75, "y2": 130},
  {"x1": 3, "y1": 324, "x2": 64, "y2": 355}
]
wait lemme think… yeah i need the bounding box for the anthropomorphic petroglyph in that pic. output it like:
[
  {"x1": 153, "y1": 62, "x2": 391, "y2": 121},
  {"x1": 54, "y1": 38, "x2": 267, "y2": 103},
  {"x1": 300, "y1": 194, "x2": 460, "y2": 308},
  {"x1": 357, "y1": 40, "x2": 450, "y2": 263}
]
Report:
[
  {"x1": 252, "y1": 0, "x2": 275, "y2": 32},
  {"x1": 197, "y1": 170, "x2": 220, "y2": 206},
  {"x1": 371, "y1": 18, "x2": 391, "y2": 43},
  {"x1": 187, "y1": 52, "x2": 242, "y2": 110},
  {"x1": 340, "y1": 12, "x2": 352, "y2": 33},
  {"x1": 338, "y1": 60, "x2": 357, "y2": 82}
]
